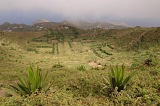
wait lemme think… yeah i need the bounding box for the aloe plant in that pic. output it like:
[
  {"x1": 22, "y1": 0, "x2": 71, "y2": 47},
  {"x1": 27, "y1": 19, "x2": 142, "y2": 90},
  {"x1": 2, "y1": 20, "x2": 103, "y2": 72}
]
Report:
[
  {"x1": 109, "y1": 65, "x2": 135, "y2": 92},
  {"x1": 11, "y1": 66, "x2": 52, "y2": 96}
]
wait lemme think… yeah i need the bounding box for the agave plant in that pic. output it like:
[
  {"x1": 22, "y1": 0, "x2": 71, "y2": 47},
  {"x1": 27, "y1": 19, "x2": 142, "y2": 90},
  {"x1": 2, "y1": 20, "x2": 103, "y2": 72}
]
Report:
[
  {"x1": 109, "y1": 65, "x2": 135, "y2": 92},
  {"x1": 11, "y1": 66, "x2": 52, "y2": 96}
]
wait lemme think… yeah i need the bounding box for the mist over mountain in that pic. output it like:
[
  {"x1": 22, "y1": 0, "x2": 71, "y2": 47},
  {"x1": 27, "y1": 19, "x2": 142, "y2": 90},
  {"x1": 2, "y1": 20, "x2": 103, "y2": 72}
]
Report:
[
  {"x1": 0, "y1": 0, "x2": 160, "y2": 27},
  {"x1": 0, "y1": 19, "x2": 132, "y2": 32}
]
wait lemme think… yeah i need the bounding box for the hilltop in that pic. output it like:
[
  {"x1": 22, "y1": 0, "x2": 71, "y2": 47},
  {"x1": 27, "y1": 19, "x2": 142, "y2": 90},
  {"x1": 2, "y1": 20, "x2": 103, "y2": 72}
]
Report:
[{"x1": 0, "y1": 20, "x2": 130, "y2": 32}]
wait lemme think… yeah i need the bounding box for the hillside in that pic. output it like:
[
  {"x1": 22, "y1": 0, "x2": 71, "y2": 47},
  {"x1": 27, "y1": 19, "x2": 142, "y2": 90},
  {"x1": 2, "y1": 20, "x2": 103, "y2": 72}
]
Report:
[
  {"x1": 0, "y1": 27, "x2": 160, "y2": 105},
  {"x1": 102, "y1": 27, "x2": 160, "y2": 51},
  {"x1": 0, "y1": 27, "x2": 160, "y2": 71}
]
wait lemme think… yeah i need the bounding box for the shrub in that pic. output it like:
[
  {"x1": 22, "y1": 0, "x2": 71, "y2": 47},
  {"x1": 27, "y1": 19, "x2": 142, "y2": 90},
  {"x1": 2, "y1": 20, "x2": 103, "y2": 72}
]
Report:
[
  {"x1": 102, "y1": 65, "x2": 135, "y2": 92},
  {"x1": 109, "y1": 65, "x2": 135, "y2": 92},
  {"x1": 92, "y1": 48, "x2": 103, "y2": 58},
  {"x1": 52, "y1": 62, "x2": 64, "y2": 68},
  {"x1": 1, "y1": 43, "x2": 9, "y2": 46},
  {"x1": 27, "y1": 48, "x2": 38, "y2": 53},
  {"x1": 77, "y1": 65, "x2": 86, "y2": 71},
  {"x1": 52, "y1": 43, "x2": 55, "y2": 54},
  {"x1": 107, "y1": 44, "x2": 114, "y2": 49},
  {"x1": 10, "y1": 66, "x2": 52, "y2": 96},
  {"x1": 99, "y1": 48, "x2": 112, "y2": 55}
]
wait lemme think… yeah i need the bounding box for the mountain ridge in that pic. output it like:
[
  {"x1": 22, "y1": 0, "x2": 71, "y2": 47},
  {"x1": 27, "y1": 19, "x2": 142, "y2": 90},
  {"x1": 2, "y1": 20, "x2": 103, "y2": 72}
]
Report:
[{"x1": 0, "y1": 20, "x2": 131, "y2": 32}]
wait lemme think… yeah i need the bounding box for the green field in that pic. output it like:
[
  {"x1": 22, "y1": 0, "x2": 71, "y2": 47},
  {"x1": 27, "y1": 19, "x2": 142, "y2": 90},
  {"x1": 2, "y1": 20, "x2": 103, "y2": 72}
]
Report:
[{"x1": 0, "y1": 27, "x2": 160, "y2": 105}]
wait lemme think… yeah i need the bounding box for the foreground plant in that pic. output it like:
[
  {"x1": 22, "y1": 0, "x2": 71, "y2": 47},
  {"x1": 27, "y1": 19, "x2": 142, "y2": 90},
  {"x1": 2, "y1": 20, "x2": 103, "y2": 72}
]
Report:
[
  {"x1": 109, "y1": 65, "x2": 135, "y2": 92},
  {"x1": 102, "y1": 65, "x2": 135, "y2": 92},
  {"x1": 11, "y1": 66, "x2": 52, "y2": 96}
]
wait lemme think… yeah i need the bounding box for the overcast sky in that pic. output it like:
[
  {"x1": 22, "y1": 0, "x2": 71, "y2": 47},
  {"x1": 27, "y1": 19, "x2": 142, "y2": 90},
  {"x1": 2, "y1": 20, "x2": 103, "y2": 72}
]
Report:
[{"x1": 0, "y1": 0, "x2": 160, "y2": 26}]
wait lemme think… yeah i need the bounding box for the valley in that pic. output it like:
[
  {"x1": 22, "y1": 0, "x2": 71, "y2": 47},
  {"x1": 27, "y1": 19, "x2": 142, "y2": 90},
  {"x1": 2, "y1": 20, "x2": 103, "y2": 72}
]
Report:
[{"x1": 0, "y1": 26, "x2": 160, "y2": 105}]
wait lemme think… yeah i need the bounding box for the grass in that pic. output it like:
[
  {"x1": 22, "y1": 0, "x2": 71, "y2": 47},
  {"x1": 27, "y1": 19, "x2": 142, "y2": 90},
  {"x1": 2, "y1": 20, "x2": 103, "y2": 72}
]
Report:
[{"x1": 0, "y1": 27, "x2": 160, "y2": 105}]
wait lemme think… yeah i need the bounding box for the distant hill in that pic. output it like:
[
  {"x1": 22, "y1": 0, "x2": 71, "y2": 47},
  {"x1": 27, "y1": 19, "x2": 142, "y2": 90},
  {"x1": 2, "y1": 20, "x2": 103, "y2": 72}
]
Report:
[
  {"x1": 66, "y1": 20, "x2": 131, "y2": 29},
  {"x1": 0, "y1": 20, "x2": 131, "y2": 32},
  {"x1": 0, "y1": 22, "x2": 30, "y2": 32}
]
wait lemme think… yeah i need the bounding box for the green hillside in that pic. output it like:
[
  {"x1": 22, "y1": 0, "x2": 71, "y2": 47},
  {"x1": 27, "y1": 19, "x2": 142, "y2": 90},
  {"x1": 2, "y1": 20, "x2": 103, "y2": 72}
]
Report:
[{"x1": 0, "y1": 27, "x2": 160, "y2": 105}]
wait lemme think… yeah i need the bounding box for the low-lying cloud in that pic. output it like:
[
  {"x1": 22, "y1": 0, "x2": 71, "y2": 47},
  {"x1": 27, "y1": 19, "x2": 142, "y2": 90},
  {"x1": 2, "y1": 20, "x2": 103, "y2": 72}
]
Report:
[{"x1": 0, "y1": 0, "x2": 160, "y2": 26}]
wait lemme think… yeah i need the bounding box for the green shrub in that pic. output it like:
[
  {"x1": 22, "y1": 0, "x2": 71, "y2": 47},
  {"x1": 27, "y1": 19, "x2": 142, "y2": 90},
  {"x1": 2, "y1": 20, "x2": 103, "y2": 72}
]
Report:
[
  {"x1": 107, "y1": 44, "x2": 114, "y2": 49},
  {"x1": 77, "y1": 65, "x2": 86, "y2": 71},
  {"x1": 56, "y1": 43, "x2": 59, "y2": 54},
  {"x1": 92, "y1": 48, "x2": 103, "y2": 58},
  {"x1": 52, "y1": 62, "x2": 64, "y2": 68},
  {"x1": 102, "y1": 65, "x2": 135, "y2": 92},
  {"x1": 68, "y1": 41, "x2": 74, "y2": 51},
  {"x1": 10, "y1": 66, "x2": 52, "y2": 96},
  {"x1": 109, "y1": 65, "x2": 135, "y2": 92},
  {"x1": 52, "y1": 43, "x2": 55, "y2": 54},
  {"x1": 99, "y1": 48, "x2": 112, "y2": 55},
  {"x1": 27, "y1": 48, "x2": 38, "y2": 53},
  {"x1": 1, "y1": 43, "x2": 9, "y2": 46}
]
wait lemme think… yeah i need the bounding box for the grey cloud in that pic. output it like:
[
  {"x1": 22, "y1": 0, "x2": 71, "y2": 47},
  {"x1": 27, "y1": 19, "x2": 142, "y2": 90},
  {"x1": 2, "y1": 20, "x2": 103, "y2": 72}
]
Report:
[{"x1": 0, "y1": 0, "x2": 160, "y2": 26}]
